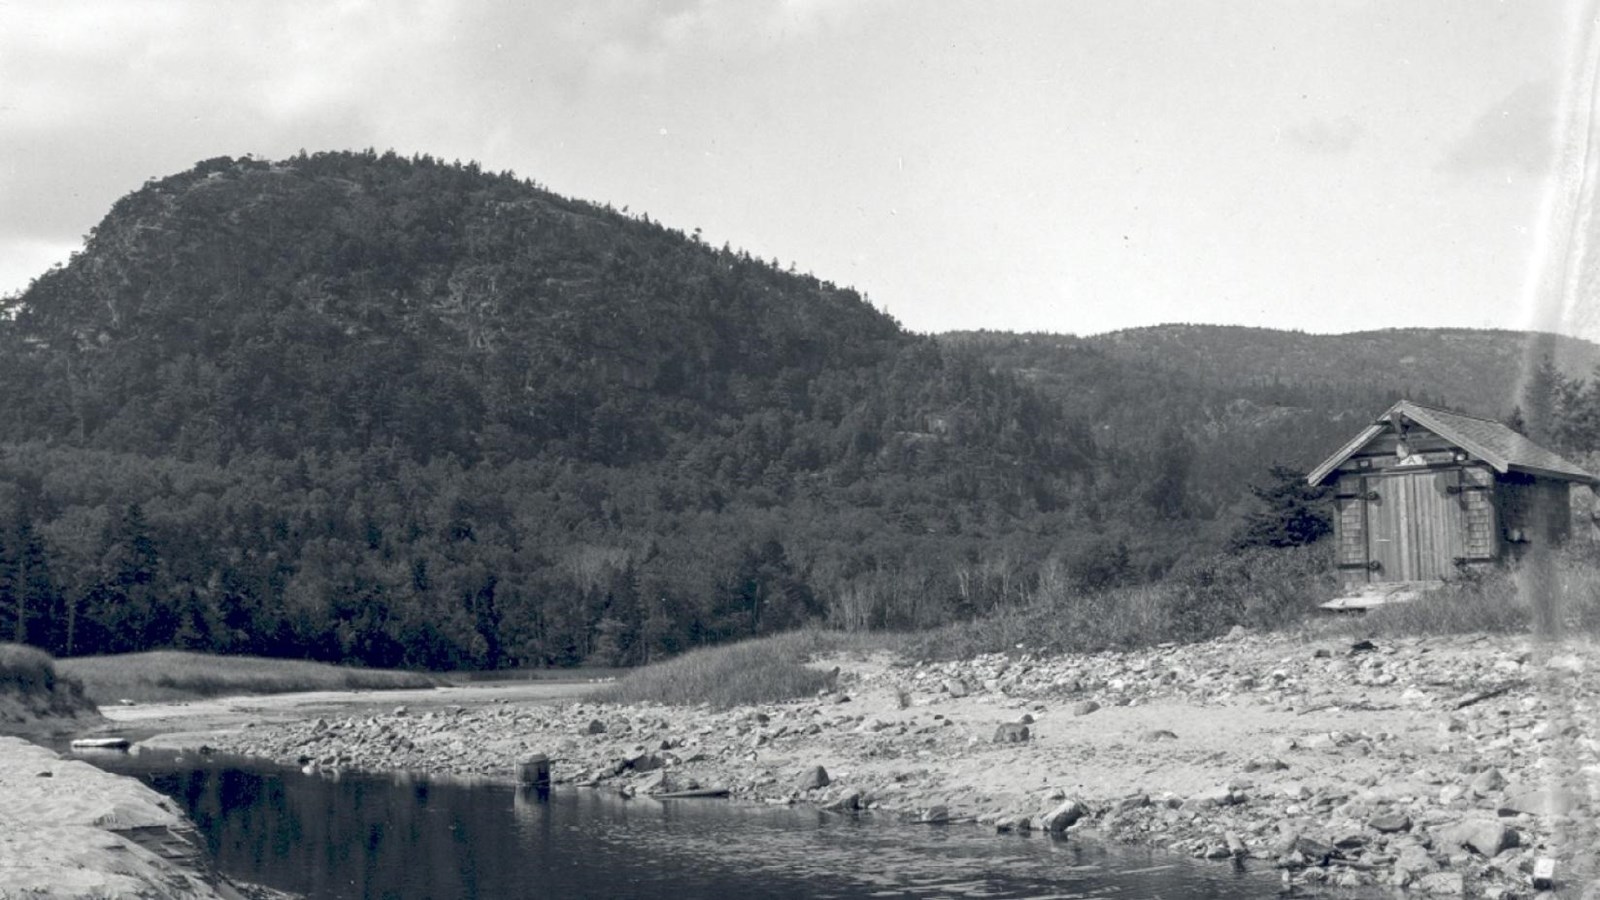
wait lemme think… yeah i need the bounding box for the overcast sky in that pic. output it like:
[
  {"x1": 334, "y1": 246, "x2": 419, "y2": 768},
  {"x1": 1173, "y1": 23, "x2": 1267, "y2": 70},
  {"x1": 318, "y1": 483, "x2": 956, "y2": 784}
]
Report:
[{"x1": 3, "y1": 1, "x2": 1597, "y2": 340}]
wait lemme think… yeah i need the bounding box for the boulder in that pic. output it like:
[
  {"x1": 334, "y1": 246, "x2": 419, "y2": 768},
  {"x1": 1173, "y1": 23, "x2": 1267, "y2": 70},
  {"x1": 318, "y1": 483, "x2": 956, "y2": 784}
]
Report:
[
  {"x1": 1040, "y1": 798, "x2": 1087, "y2": 832},
  {"x1": 1469, "y1": 768, "x2": 1506, "y2": 797},
  {"x1": 824, "y1": 790, "x2": 861, "y2": 812},
  {"x1": 1498, "y1": 788, "x2": 1581, "y2": 818},
  {"x1": 992, "y1": 723, "x2": 1030, "y2": 744},
  {"x1": 797, "y1": 765, "x2": 830, "y2": 791},
  {"x1": 1441, "y1": 819, "x2": 1517, "y2": 857},
  {"x1": 1367, "y1": 812, "x2": 1412, "y2": 833},
  {"x1": 943, "y1": 678, "x2": 969, "y2": 698},
  {"x1": 1140, "y1": 729, "x2": 1177, "y2": 742},
  {"x1": 585, "y1": 719, "x2": 607, "y2": 735},
  {"x1": 1071, "y1": 700, "x2": 1100, "y2": 716}
]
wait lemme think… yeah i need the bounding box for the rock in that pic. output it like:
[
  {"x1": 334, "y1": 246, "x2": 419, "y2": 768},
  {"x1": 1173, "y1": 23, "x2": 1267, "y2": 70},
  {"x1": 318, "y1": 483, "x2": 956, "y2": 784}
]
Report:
[
  {"x1": 1350, "y1": 639, "x2": 1377, "y2": 654},
  {"x1": 992, "y1": 723, "x2": 1030, "y2": 744},
  {"x1": 1140, "y1": 729, "x2": 1177, "y2": 742},
  {"x1": 1532, "y1": 856, "x2": 1555, "y2": 890},
  {"x1": 1368, "y1": 812, "x2": 1412, "y2": 833},
  {"x1": 1071, "y1": 700, "x2": 1100, "y2": 716},
  {"x1": 1470, "y1": 768, "x2": 1506, "y2": 797},
  {"x1": 943, "y1": 678, "x2": 969, "y2": 698},
  {"x1": 825, "y1": 790, "x2": 861, "y2": 811},
  {"x1": 1414, "y1": 871, "x2": 1466, "y2": 895},
  {"x1": 1040, "y1": 798, "x2": 1087, "y2": 832},
  {"x1": 1442, "y1": 819, "x2": 1518, "y2": 857},
  {"x1": 1499, "y1": 788, "x2": 1581, "y2": 818},
  {"x1": 625, "y1": 753, "x2": 663, "y2": 773},
  {"x1": 797, "y1": 765, "x2": 830, "y2": 791},
  {"x1": 585, "y1": 719, "x2": 607, "y2": 735},
  {"x1": 918, "y1": 805, "x2": 949, "y2": 824},
  {"x1": 1243, "y1": 757, "x2": 1287, "y2": 773},
  {"x1": 994, "y1": 814, "x2": 1030, "y2": 833}
]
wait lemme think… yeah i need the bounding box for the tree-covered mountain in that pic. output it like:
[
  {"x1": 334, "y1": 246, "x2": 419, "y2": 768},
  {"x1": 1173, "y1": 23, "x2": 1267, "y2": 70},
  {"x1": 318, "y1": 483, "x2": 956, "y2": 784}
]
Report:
[
  {"x1": 1, "y1": 151, "x2": 1596, "y2": 671},
  {"x1": 0, "y1": 151, "x2": 1101, "y2": 668}
]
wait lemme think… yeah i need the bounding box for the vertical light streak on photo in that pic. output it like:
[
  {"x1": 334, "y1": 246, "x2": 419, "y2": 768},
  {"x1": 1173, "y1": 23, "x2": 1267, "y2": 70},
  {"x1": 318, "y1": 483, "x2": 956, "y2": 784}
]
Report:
[{"x1": 1515, "y1": 0, "x2": 1600, "y2": 881}]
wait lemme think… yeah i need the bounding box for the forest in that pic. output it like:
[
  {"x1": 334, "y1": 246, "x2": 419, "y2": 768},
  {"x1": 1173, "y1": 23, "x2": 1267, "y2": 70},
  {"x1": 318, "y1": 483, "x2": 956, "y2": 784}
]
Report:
[{"x1": 0, "y1": 151, "x2": 1596, "y2": 670}]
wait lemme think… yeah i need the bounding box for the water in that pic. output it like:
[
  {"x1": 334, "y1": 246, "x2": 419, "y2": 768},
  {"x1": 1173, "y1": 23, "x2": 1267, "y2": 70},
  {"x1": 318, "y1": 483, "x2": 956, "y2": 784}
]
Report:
[{"x1": 87, "y1": 750, "x2": 1283, "y2": 900}]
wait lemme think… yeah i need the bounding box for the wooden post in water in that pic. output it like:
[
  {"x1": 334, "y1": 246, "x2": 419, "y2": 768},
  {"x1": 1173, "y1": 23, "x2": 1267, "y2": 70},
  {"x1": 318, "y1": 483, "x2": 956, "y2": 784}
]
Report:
[{"x1": 518, "y1": 753, "x2": 551, "y2": 788}]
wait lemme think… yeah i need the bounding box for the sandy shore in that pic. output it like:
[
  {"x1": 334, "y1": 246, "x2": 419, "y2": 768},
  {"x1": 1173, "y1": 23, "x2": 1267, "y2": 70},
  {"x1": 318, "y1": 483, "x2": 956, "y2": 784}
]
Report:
[
  {"x1": 0, "y1": 735, "x2": 256, "y2": 899},
  {"x1": 95, "y1": 630, "x2": 1600, "y2": 898}
]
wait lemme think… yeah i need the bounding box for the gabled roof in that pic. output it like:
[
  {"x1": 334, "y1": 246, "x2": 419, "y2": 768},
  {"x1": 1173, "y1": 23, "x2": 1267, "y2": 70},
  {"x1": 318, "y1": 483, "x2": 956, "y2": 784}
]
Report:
[{"x1": 1307, "y1": 400, "x2": 1599, "y2": 487}]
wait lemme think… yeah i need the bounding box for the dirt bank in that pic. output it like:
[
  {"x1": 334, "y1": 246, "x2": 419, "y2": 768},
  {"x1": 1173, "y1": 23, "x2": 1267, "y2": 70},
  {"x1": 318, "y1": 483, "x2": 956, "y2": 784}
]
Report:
[{"x1": 116, "y1": 632, "x2": 1600, "y2": 897}]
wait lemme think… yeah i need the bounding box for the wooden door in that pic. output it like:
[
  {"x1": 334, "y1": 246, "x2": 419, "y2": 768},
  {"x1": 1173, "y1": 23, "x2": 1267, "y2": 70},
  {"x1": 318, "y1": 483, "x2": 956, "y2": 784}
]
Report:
[{"x1": 1365, "y1": 470, "x2": 1466, "y2": 581}]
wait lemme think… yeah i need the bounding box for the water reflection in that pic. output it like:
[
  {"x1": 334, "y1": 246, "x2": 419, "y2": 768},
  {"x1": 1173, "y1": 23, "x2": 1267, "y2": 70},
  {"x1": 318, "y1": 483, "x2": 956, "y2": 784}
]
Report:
[{"x1": 89, "y1": 750, "x2": 1281, "y2": 899}]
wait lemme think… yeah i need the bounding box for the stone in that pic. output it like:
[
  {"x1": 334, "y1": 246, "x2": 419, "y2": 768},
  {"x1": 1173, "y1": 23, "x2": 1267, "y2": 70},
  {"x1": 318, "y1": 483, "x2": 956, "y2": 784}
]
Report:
[
  {"x1": 626, "y1": 753, "x2": 663, "y2": 773},
  {"x1": 1040, "y1": 798, "x2": 1087, "y2": 832},
  {"x1": 1140, "y1": 729, "x2": 1177, "y2": 742},
  {"x1": 1499, "y1": 788, "x2": 1582, "y2": 818},
  {"x1": 1470, "y1": 768, "x2": 1506, "y2": 797},
  {"x1": 1442, "y1": 819, "x2": 1518, "y2": 857},
  {"x1": 1368, "y1": 812, "x2": 1412, "y2": 833},
  {"x1": 992, "y1": 723, "x2": 1030, "y2": 744},
  {"x1": 825, "y1": 790, "x2": 862, "y2": 811},
  {"x1": 1072, "y1": 700, "x2": 1100, "y2": 716},
  {"x1": 585, "y1": 719, "x2": 607, "y2": 735},
  {"x1": 919, "y1": 805, "x2": 950, "y2": 824},
  {"x1": 797, "y1": 765, "x2": 830, "y2": 791},
  {"x1": 1414, "y1": 871, "x2": 1465, "y2": 895},
  {"x1": 1532, "y1": 856, "x2": 1555, "y2": 890},
  {"x1": 994, "y1": 814, "x2": 1029, "y2": 833},
  {"x1": 943, "y1": 678, "x2": 969, "y2": 698}
]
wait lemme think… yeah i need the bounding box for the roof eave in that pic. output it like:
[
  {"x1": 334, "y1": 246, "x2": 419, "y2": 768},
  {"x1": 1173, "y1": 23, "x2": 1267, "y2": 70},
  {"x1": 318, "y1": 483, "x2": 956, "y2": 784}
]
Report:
[{"x1": 1307, "y1": 423, "x2": 1384, "y2": 486}]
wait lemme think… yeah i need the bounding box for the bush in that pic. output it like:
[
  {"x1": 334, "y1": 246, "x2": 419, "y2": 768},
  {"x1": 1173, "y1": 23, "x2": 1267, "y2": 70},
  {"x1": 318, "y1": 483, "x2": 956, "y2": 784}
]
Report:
[
  {"x1": 902, "y1": 543, "x2": 1337, "y2": 660},
  {"x1": 0, "y1": 643, "x2": 59, "y2": 694}
]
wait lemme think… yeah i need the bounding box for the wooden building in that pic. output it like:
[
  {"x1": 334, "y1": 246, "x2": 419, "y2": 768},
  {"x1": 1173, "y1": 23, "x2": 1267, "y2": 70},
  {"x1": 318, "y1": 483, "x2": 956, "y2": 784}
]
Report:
[{"x1": 1308, "y1": 400, "x2": 1598, "y2": 591}]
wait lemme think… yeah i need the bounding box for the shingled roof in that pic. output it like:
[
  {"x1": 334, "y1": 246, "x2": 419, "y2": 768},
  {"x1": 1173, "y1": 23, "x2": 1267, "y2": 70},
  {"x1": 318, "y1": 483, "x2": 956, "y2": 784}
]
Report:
[{"x1": 1307, "y1": 400, "x2": 1600, "y2": 487}]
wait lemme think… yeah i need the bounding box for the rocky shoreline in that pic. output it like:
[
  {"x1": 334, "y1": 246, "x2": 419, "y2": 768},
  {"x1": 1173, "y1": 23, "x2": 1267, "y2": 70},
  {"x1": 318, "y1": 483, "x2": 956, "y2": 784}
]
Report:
[{"x1": 154, "y1": 630, "x2": 1599, "y2": 898}]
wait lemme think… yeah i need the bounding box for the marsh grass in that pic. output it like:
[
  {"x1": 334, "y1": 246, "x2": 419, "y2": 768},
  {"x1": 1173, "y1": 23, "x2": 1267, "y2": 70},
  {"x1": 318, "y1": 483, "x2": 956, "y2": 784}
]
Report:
[
  {"x1": 58, "y1": 650, "x2": 441, "y2": 705},
  {"x1": 0, "y1": 642, "x2": 95, "y2": 720},
  {"x1": 594, "y1": 629, "x2": 888, "y2": 708}
]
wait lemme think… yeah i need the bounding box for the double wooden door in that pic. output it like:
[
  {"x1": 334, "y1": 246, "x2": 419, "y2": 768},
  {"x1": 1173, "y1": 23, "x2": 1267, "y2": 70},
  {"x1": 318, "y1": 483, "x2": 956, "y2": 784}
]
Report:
[{"x1": 1353, "y1": 470, "x2": 1466, "y2": 582}]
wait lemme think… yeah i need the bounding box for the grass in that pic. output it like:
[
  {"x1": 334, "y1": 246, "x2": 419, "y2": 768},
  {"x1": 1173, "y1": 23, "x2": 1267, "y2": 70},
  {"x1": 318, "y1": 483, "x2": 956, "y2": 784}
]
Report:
[
  {"x1": 0, "y1": 642, "x2": 96, "y2": 722},
  {"x1": 58, "y1": 650, "x2": 442, "y2": 705},
  {"x1": 594, "y1": 628, "x2": 887, "y2": 708},
  {"x1": 1353, "y1": 544, "x2": 1600, "y2": 640}
]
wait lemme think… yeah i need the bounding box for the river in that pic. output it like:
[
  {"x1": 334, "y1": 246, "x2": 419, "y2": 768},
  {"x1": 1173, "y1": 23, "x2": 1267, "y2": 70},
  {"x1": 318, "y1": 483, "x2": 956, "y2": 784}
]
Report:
[{"x1": 83, "y1": 748, "x2": 1286, "y2": 899}]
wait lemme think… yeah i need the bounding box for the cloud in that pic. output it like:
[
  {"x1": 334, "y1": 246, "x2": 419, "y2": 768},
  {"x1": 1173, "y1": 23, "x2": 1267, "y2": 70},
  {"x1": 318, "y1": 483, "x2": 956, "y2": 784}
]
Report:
[
  {"x1": 1281, "y1": 116, "x2": 1364, "y2": 155},
  {"x1": 1440, "y1": 80, "x2": 1555, "y2": 175}
]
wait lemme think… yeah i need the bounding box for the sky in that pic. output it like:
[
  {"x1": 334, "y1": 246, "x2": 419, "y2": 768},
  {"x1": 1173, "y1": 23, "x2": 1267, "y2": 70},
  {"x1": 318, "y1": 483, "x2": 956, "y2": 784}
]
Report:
[{"x1": 2, "y1": 0, "x2": 1597, "y2": 340}]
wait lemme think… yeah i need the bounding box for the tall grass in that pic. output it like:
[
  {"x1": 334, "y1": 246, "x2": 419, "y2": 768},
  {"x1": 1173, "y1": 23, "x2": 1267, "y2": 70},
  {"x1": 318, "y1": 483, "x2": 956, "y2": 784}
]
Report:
[
  {"x1": 1355, "y1": 543, "x2": 1600, "y2": 639},
  {"x1": 0, "y1": 642, "x2": 95, "y2": 718},
  {"x1": 594, "y1": 629, "x2": 885, "y2": 708},
  {"x1": 58, "y1": 651, "x2": 441, "y2": 705}
]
